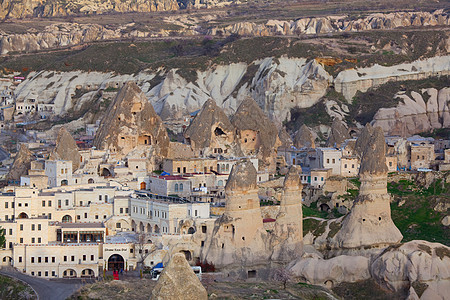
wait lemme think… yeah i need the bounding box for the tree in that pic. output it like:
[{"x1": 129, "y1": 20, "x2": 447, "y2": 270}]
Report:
[
  {"x1": 0, "y1": 226, "x2": 5, "y2": 248},
  {"x1": 135, "y1": 233, "x2": 156, "y2": 270},
  {"x1": 272, "y1": 266, "x2": 293, "y2": 290}
]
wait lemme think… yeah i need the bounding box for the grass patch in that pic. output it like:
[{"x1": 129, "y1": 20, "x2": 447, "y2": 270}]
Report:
[
  {"x1": 0, "y1": 274, "x2": 36, "y2": 300},
  {"x1": 333, "y1": 279, "x2": 405, "y2": 300},
  {"x1": 389, "y1": 179, "x2": 450, "y2": 245},
  {"x1": 303, "y1": 219, "x2": 326, "y2": 237}
]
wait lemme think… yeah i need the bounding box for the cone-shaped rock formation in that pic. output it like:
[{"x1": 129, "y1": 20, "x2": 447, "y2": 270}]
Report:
[
  {"x1": 7, "y1": 144, "x2": 34, "y2": 182},
  {"x1": 184, "y1": 99, "x2": 239, "y2": 157},
  {"x1": 333, "y1": 127, "x2": 402, "y2": 248},
  {"x1": 151, "y1": 253, "x2": 207, "y2": 300},
  {"x1": 50, "y1": 127, "x2": 81, "y2": 170},
  {"x1": 94, "y1": 82, "x2": 169, "y2": 157},
  {"x1": 294, "y1": 124, "x2": 315, "y2": 148},
  {"x1": 271, "y1": 165, "x2": 303, "y2": 261},
  {"x1": 231, "y1": 98, "x2": 281, "y2": 172},
  {"x1": 327, "y1": 119, "x2": 350, "y2": 148}
]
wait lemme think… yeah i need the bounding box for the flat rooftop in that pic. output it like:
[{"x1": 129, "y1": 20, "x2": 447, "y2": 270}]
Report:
[{"x1": 57, "y1": 222, "x2": 105, "y2": 229}]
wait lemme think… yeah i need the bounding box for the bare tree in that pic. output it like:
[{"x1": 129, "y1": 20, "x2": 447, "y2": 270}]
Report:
[
  {"x1": 135, "y1": 233, "x2": 156, "y2": 270},
  {"x1": 272, "y1": 266, "x2": 293, "y2": 290}
]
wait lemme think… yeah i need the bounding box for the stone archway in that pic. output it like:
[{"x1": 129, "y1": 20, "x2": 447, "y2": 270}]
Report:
[
  {"x1": 62, "y1": 215, "x2": 72, "y2": 223},
  {"x1": 63, "y1": 269, "x2": 77, "y2": 278},
  {"x1": 81, "y1": 269, "x2": 95, "y2": 278},
  {"x1": 187, "y1": 227, "x2": 196, "y2": 234},
  {"x1": 320, "y1": 203, "x2": 330, "y2": 212},
  {"x1": 108, "y1": 254, "x2": 124, "y2": 271},
  {"x1": 18, "y1": 212, "x2": 28, "y2": 219},
  {"x1": 147, "y1": 223, "x2": 152, "y2": 233},
  {"x1": 88, "y1": 178, "x2": 94, "y2": 184},
  {"x1": 101, "y1": 168, "x2": 112, "y2": 177},
  {"x1": 154, "y1": 224, "x2": 160, "y2": 234}
]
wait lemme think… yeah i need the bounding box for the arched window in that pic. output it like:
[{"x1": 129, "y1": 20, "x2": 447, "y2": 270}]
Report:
[
  {"x1": 180, "y1": 183, "x2": 183, "y2": 191},
  {"x1": 175, "y1": 183, "x2": 178, "y2": 192},
  {"x1": 226, "y1": 164, "x2": 229, "y2": 172},
  {"x1": 218, "y1": 180, "x2": 223, "y2": 186}
]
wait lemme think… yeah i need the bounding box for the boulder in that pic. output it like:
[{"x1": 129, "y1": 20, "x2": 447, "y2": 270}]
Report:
[{"x1": 151, "y1": 253, "x2": 207, "y2": 300}]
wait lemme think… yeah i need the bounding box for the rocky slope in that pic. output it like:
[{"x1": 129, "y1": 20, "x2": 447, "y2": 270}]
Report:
[
  {"x1": 1, "y1": 10, "x2": 448, "y2": 55},
  {"x1": 10, "y1": 54, "x2": 450, "y2": 136},
  {"x1": 0, "y1": 0, "x2": 179, "y2": 19},
  {"x1": 372, "y1": 87, "x2": 450, "y2": 136},
  {"x1": 207, "y1": 10, "x2": 449, "y2": 37}
]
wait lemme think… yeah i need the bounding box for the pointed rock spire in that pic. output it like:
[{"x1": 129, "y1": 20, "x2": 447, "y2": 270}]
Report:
[
  {"x1": 326, "y1": 119, "x2": 350, "y2": 148},
  {"x1": 151, "y1": 253, "x2": 207, "y2": 300},
  {"x1": 294, "y1": 124, "x2": 315, "y2": 148},
  {"x1": 7, "y1": 144, "x2": 34, "y2": 182},
  {"x1": 51, "y1": 127, "x2": 81, "y2": 170}
]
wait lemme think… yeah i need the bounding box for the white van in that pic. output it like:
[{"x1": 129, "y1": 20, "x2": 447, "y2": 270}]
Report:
[{"x1": 151, "y1": 266, "x2": 202, "y2": 281}]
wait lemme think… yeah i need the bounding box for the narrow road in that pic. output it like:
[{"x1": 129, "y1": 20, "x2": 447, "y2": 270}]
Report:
[{"x1": 0, "y1": 269, "x2": 86, "y2": 300}]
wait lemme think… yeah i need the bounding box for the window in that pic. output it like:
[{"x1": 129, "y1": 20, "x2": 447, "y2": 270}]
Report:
[
  {"x1": 195, "y1": 210, "x2": 198, "y2": 217},
  {"x1": 65, "y1": 199, "x2": 69, "y2": 206},
  {"x1": 80, "y1": 201, "x2": 83, "y2": 206},
  {"x1": 175, "y1": 184, "x2": 178, "y2": 192},
  {"x1": 344, "y1": 164, "x2": 347, "y2": 168},
  {"x1": 9, "y1": 229, "x2": 12, "y2": 235},
  {"x1": 4, "y1": 215, "x2": 7, "y2": 221},
  {"x1": 4, "y1": 202, "x2": 8, "y2": 208},
  {"x1": 42, "y1": 201, "x2": 45, "y2": 207},
  {"x1": 45, "y1": 257, "x2": 48, "y2": 263},
  {"x1": 38, "y1": 257, "x2": 41, "y2": 263},
  {"x1": 83, "y1": 255, "x2": 86, "y2": 261},
  {"x1": 48, "y1": 201, "x2": 52, "y2": 207},
  {"x1": 352, "y1": 164, "x2": 355, "y2": 168},
  {"x1": 38, "y1": 224, "x2": 41, "y2": 230},
  {"x1": 326, "y1": 159, "x2": 330, "y2": 163},
  {"x1": 116, "y1": 223, "x2": 121, "y2": 229},
  {"x1": 52, "y1": 271, "x2": 56, "y2": 277},
  {"x1": 120, "y1": 208, "x2": 123, "y2": 214},
  {"x1": 64, "y1": 256, "x2": 67, "y2": 262},
  {"x1": 71, "y1": 256, "x2": 75, "y2": 262},
  {"x1": 99, "y1": 195, "x2": 102, "y2": 201},
  {"x1": 19, "y1": 256, "x2": 22, "y2": 263},
  {"x1": 31, "y1": 257, "x2": 35, "y2": 263},
  {"x1": 20, "y1": 238, "x2": 23, "y2": 243},
  {"x1": 125, "y1": 208, "x2": 129, "y2": 214},
  {"x1": 31, "y1": 238, "x2": 35, "y2": 243},
  {"x1": 32, "y1": 224, "x2": 35, "y2": 231},
  {"x1": 84, "y1": 213, "x2": 87, "y2": 218},
  {"x1": 180, "y1": 183, "x2": 183, "y2": 191},
  {"x1": 52, "y1": 257, "x2": 55, "y2": 263},
  {"x1": 45, "y1": 271, "x2": 48, "y2": 277},
  {"x1": 58, "y1": 200, "x2": 61, "y2": 208},
  {"x1": 38, "y1": 271, "x2": 41, "y2": 277},
  {"x1": 38, "y1": 237, "x2": 41, "y2": 243},
  {"x1": 104, "y1": 215, "x2": 107, "y2": 219},
  {"x1": 48, "y1": 213, "x2": 52, "y2": 220},
  {"x1": 91, "y1": 255, "x2": 94, "y2": 261},
  {"x1": 95, "y1": 215, "x2": 99, "y2": 219},
  {"x1": 332, "y1": 159, "x2": 335, "y2": 164},
  {"x1": 321, "y1": 177, "x2": 324, "y2": 181},
  {"x1": 77, "y1": 215, "x2": 80, "y2": 220},
  {"x1": 31, "y1": 272, "x2": 35, "y2": 276},
  {"x1": 105, "y1": 195, "x2": 108, "y2": 202}
]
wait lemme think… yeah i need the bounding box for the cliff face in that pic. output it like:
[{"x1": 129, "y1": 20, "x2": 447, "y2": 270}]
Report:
[
  {"x1": 207, "y1": 10, "x2": 450, "y2": 37},
  {"x1": 0, "y1": 0, "x2": 179, "y2": 19},
  {"x1": 372, "y1": 87, "x2": 450, "y2": 136}
]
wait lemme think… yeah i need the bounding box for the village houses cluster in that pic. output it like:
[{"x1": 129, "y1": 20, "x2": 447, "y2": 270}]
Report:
[{"x1": 0, "y1": 81, "x2": 449, "y2": 280}]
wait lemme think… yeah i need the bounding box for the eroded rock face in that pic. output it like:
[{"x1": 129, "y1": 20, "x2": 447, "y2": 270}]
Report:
[
  {"x1": 326, "y1": 119, "x2": 350, "y2": 148},
  {"x1": 6, "y1": 144, "x2": 34, "y2": 182},
  {"x1": 0, "y1": 0, "x2": 179, "y2": 19},
  {"x1": 50, "y1": 127, "x2": 81, "y2": 170},
  {"x1": 293, "y1": 125, "x2": 315, "y2": 149},
  {"x1": 208, "y1": 11, "x2": 450, "y2": 37},
  {"x1": 271, "y1": 166, "x2": 303, "y2": 262},
  {"x1": 231, "y1": 98, "x2": 281, "y2": 172},
  {"x1": 335, "y1": 56, "x2": 450, "y2": 101},
  {"x1": 93, "y1": 82, "x2": 170, "y2": 158},
  {"x1": 184, "y1": 99, "x2": 240, "y2": 157},
  {"x1": 333, "y1": 127, "x2": 402, "y2": 249},
  {"x1": 371, "y1": 241, "x2": 450, "y2": 299},
  {"x1": 289, "y1": 254, "x2": 371, "y2": 286},
  {"x1": 372, "y1": 88, "x2": 450, "y2": 136},
  {"x1": 150, "y1": 253, "x2": 207, "y2": 300}
]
